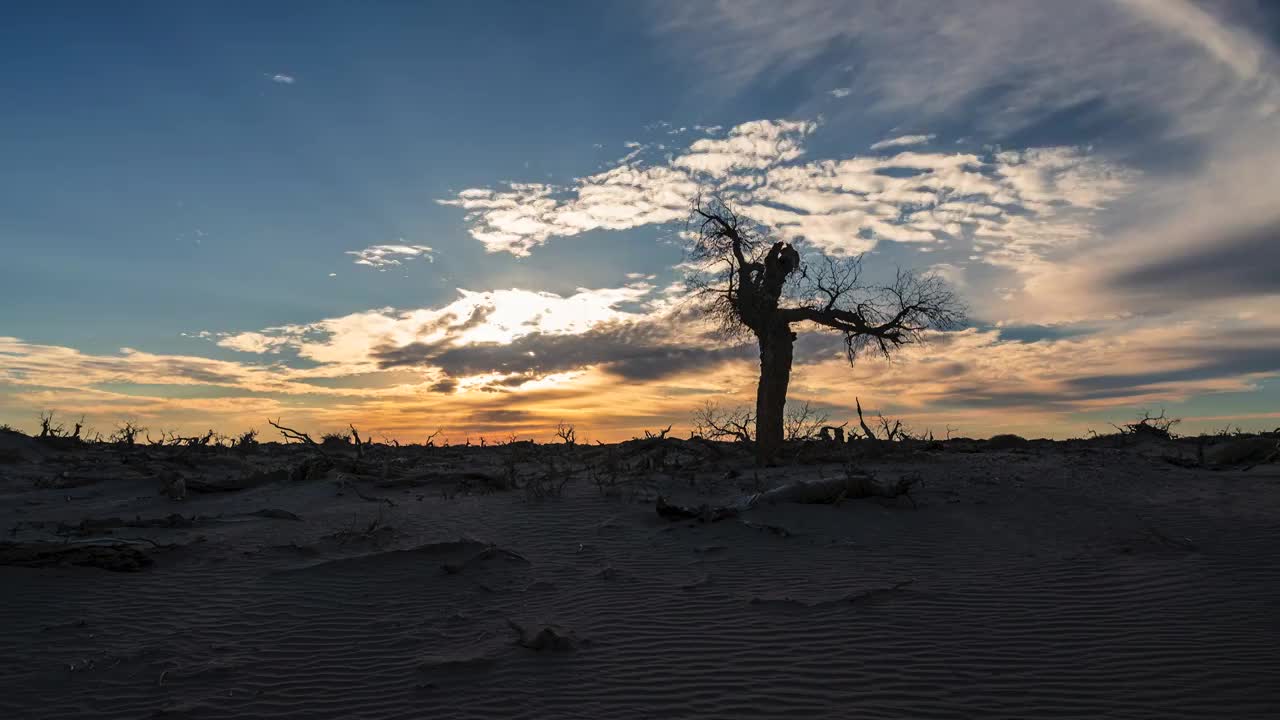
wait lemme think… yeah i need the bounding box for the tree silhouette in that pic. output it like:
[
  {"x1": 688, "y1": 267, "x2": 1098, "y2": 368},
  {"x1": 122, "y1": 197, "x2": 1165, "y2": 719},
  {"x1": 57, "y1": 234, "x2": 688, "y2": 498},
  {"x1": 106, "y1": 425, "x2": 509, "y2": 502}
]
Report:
[{"x1": 685, "y1": 198, "x2": 963, "y2": 464}]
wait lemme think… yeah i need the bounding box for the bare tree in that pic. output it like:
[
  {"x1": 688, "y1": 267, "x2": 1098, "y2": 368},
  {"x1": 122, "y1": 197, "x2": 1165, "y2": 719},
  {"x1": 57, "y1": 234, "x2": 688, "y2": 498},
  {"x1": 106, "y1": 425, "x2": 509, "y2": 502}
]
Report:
[{"x1": 685, "y1": 199, "x2": 963, "y2": 463}]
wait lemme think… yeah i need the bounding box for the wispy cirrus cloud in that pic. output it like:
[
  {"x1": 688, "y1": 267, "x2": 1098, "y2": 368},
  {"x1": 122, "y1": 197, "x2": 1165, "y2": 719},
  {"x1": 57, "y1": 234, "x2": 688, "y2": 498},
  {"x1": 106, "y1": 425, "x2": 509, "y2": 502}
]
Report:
[
  {"x1": 346, "y1": 243, "x2": 435, "y2": 269},
  {"x1": 869, "y1": 134, "x2": 935, "y2": 151},
  {"x1": 657, "y1": 0, "x2": 1279, "y2": 138},
  {"x1": 269, "y1": 73, "x2": 296, "y2": 84}
]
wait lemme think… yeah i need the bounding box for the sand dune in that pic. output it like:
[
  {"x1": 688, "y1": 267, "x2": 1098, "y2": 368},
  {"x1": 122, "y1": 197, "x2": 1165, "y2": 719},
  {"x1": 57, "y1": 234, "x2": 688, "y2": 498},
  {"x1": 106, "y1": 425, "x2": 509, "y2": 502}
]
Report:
[{"x1": 1, "y1": 434, "x2": 1278, "y2": 718}]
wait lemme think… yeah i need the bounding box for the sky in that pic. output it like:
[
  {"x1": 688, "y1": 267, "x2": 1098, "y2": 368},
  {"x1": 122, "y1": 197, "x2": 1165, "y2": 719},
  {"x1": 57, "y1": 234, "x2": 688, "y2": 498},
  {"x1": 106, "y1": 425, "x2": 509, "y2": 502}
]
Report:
[{"x1": 2, "y1": 0, "x2": 1280, "y2": 442}]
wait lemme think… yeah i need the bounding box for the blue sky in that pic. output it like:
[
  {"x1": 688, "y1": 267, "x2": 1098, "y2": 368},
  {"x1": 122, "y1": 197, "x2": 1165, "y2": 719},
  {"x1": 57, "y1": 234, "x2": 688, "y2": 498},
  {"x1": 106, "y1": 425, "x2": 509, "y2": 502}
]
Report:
[{"x1": 3, "y1": 1, "x2": 1279, "y2": 440}]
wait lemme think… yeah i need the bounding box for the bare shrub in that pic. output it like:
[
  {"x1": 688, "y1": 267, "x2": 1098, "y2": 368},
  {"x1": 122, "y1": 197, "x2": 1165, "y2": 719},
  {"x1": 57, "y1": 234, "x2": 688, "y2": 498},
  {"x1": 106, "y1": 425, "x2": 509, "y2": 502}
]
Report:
[
  {"x1": 111, "y1": 421, "x2": 145, "y2": 446},
  {"x1": 321, "y1": 431, "x2": 351, "y2": 446},
  {"x1": 1112, "y1": 410, "x2": 1180, "y2": 440},
  {"x1": 38, "y1": 411, "x2": 65, "y2": 439},
  {"x1": 692, "y1": 401, "x2": 753, "y2": 444},
  {"x1": 784, "y1": 401, "x2": 829, "y2": 441},
  {"x1": 641, "y1": 425, "x2": 673, "y2": 440},
  {"x1": 524, "y1": 447, "x2": 574, "y2": 500}
]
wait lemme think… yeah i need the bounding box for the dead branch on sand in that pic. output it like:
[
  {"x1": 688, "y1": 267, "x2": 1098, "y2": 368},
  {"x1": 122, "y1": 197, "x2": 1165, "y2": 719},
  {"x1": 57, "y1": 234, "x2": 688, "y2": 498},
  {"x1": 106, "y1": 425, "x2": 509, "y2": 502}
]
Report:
[
  {"x1": 268, "y1": 419, "x2": 325, "y2": 453},
  {"x1": 442, "y1": 543, "x2": 529, "y2": 575},
  {"x1": 338, "y1": 477, "x2": 397, "y2": 507}
]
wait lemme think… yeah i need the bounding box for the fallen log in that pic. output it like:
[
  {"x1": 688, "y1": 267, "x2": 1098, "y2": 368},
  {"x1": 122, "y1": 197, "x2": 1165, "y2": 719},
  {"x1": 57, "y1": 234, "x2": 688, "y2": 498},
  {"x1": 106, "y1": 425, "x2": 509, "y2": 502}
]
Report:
[{"x1": 657, "y1": 471, "x2": 922, "y2": 521}]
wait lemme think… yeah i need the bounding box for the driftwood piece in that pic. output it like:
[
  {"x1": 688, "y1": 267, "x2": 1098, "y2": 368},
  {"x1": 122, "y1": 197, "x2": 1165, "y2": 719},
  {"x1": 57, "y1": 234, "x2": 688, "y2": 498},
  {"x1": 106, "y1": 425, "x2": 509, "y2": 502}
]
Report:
[{"x1": 656, "y1": 497, "x2": 741, "y2": 523}]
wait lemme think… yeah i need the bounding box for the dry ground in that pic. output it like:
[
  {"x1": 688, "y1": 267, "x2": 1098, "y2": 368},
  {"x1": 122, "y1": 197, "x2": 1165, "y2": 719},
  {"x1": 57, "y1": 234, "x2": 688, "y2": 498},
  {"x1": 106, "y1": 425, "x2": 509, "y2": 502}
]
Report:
[{"x1": 1, "y1": 430, "x2": 1278, "y2": 719}]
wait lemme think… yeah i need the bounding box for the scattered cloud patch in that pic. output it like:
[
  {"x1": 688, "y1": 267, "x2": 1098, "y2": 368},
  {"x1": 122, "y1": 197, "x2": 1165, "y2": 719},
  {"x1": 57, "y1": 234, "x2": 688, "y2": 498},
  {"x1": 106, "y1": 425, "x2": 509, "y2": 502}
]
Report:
[
  {"x1": 829, "y1": 88, "x2": 852, "y2": 98},
  {"x1": 442, "y1": 118, "x2": 1133, "y2": 264},
  {"x1": 269, "y1": 73, "x2": 296, "y2": 84}
]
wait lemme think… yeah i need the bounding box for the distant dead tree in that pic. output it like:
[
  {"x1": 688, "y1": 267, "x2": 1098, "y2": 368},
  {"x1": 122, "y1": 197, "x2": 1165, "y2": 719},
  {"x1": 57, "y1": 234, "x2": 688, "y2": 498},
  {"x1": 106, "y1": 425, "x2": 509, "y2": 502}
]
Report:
[
  {"x1": 111, "y1": 421, "x2": 144, "y2": 446},
  {"x1": 685, "y1": 198, "x2": 963, "y2": 464},
  {"x1": 554, "y1": 421, "x2": 577, "y2": 446},
  {"x1": 38, "y1": 410, "x2": 65, "y2": 438},
  {"x1": 855, "y1": 397, "x2": 904, "y2": 442}
]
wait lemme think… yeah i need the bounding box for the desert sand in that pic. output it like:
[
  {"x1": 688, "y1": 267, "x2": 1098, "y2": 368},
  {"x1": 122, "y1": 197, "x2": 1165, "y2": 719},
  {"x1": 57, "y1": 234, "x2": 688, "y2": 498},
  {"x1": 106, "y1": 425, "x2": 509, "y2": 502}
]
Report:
[{"x1": 1, "y1": 428, "x2": 1278, "y2": 719}]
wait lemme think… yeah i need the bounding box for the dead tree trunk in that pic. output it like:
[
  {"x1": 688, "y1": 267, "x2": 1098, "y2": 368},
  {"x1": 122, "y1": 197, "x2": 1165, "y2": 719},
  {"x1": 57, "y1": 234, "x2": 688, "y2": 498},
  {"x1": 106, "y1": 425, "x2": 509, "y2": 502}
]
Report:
[{"x1": 755, "y1": 322, "x2": 796, "y2": 465}]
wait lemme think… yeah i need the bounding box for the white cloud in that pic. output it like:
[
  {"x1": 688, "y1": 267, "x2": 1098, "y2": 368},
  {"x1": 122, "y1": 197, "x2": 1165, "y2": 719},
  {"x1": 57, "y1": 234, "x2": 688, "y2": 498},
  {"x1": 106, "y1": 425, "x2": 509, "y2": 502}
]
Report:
[
  {"x1": 346, "y1": 244, "x2": 435, "y2": 269},
  {"x1": 829, "y1": 87, "x2": 852, "y2": 98},
  {"x1": 270, "y1": 73, "x2": 296, "y2": 84},
  {"x1": 672, "y1": 118, "x2": 816, "y2": 174},
  {"x1": 216, "y1": 332, "x2": 294, "y2": 355},
  {"x1": 869, "y1": 134, "x2": 935, "y2": 150},
  {"x1": 216, "y1": 285, "x2": 657, "y2": 370}
]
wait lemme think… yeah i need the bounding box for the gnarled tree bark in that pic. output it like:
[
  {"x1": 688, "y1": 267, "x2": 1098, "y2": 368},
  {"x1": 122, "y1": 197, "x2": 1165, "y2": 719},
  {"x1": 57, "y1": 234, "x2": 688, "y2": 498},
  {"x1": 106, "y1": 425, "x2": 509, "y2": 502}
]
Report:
[{"x1": 755, "y1": 322, "x2": 797, "y2": 464}]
